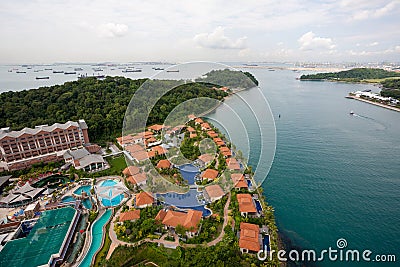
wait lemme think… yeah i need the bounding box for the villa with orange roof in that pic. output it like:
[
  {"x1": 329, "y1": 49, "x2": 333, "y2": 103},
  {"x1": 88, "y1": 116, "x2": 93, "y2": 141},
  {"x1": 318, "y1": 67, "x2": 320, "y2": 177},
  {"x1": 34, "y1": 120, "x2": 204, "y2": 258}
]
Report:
[
  {"x1": 155, "y1": 208, "x2": 203, "y2": 238},
  {"x1": 189, "y1": 133, "x2": 197, "y2": 138},
  {"x1": 151, "y1": 145, "x2": 167, "y2": 156},
  {"x1": 119, "y1": 210, "x2": 140, "y2": 223},
  {"x1": 204, "y1": 184, "x2": 225, "y2": 202},
  {"x1": 231, "y1": 173, "x2": 248, "y2": 190},
  {"x1": 194, "y1": 118, "x2": 203, "y2": 125},
  {"x1": 198, "y1": 154, "x2": 214, "y2": 166},
  {"x1": 187, "y1": 114, "x2": 196, "y2": 120},
  {"x1": 207, "y1": 131, "x2": 218, "y2": 138},
  {"x1": 123, "y1": 166, "x2": 140, "y2": 177},
  {"x1": 213, "y1": 137, "x2": 225, "y2": 147},
  {"x1": 201, "y1": 169, "x2": 219, "y2": 181},
  {"x1": 201, "y1": 123, "x2": 211, "y2": 131},
  {"x1": 135, "y1": 192, "x2": 154, "y2": 208},
  {"x1": 227, "y1": 158, "x2": 241, "y2": 170},
  {"x1": 237, "y1": 194, "x2": 257, "y2": 217},
  {"x1": 157, "y1": 159, "x2": 171, "y2": 169},
  {"x1": 126, "y1": 172, "x2": 147, "y2": 187},
  {"x1": 239, "y1": 222, "x2": 261, "y2": 254},
  {"x1": 219, "y1": 146, "x2": 232, "y2": 158},
  {"x1": 148, "y1": 124, "x2": 165, "y2": 132}
]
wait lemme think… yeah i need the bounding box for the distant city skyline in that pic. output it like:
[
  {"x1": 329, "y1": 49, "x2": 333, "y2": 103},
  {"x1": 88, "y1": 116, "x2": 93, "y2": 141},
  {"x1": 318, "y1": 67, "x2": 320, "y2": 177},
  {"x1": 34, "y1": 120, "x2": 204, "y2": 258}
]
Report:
[{"x1": 0, "y1": 0, "x2": 399, "y2": 63}]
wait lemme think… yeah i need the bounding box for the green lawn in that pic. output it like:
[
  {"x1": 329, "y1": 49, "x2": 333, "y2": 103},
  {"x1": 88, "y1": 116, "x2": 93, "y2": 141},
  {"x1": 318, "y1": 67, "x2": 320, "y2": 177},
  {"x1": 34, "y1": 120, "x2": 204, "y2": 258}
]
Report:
[{"x1": 93, "y1": 155, "x2": 127, "y2": 177}]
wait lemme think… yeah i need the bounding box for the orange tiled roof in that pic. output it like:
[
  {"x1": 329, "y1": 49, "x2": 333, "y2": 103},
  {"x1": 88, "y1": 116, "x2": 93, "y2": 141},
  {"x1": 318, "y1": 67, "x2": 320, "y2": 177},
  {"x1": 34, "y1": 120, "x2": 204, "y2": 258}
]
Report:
[
  {"x1": 205, "y1": 184, "x2": 224, "y2": 199},
  {"x1": 123, "y1": 166, "x2": 140, "y2": 176},
  {"x1": 190, "y1": 133, "x2": 197, "y2": 138},
  {"x1": 146, "y1": 137, "x2": 157, "y2": 142},
  {"x1": 201, "y1": 123, "x2": 211, "y2": 129},
  {"x1": 187, "y1": 114, "x2": 196, "y2": 120},
  {"x1": 136, "y1": 192, "x2": 154, "y2": 206},
  {"x1": 156, "y1": 209, "x2": 202, "y2": 232},
  {"x1": 231, "y1": 173, "x2": 248, "y2": 188},
  {"x1": 198, "y1": 154, "x2": 214, "y2": 164},
  {"x1": 226, "y1": 158, "x2": 240, "y2": 170},
  {"x1": 207, "y1": 131, "x2": 218, "y2": 138},
  {"x1": 187, "y1": 126, "x2": 195, "y2": 133},
  {"x1": 129, "y1": 173, "x2": 147, "y2": 185},
  {"x1": 157, "y1": 159, "x2": 171, "y2": 169},
  {"x1": 237, "y1": 194, "x2": 257, "y2": 213},
  {"x1": 148, "y1": 124, "x2": 164, "y2": 131},
  {"x1": 201, "y1": 169, "x2": 219, "y2": 180},
  {"x1": 195, "y1": 118, "x2": 203, "y2": 124},
  {"x1": 119, "y1": 210, "x2": 140, "y2": 222},
  {"x1": 125, "y1": 144, "x2": 145, "y2": 154},
  {"x1": 239, "y1": 222, "x2": 260, "y2": 252},
  {"x1": 152, "y1": 145, "x2": 167, "y2": 155}
]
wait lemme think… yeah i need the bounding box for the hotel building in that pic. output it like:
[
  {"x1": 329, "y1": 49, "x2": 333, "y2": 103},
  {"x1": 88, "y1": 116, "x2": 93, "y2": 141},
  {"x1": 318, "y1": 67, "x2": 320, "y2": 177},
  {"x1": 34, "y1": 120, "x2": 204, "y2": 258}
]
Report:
[{"x1": 0, "y1": 120, "x2": 89, "y2": 171}]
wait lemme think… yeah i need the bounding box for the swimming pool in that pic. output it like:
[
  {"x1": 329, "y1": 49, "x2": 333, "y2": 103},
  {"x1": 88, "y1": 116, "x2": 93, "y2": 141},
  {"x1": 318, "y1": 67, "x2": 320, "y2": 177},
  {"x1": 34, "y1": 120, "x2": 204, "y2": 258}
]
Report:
[
  {"x1": 61, "y1": 195, "x2": 92, "y2": 209},
  {"x1": 95, "y1": 180, "x2": 127, "y2": 207},
  {"x1": 178, "y1": 164, "x2": 200, "y2": 185},
  {"x1": 100, "y1": 179, "x2": 117, "y2": 187},
  {"x1": 262, "y1": 235, "x2": 271, "y2": 252},
  {"x1": 79, "y1": 209, "x2": 112, "y2": 267},
  {"x1": 157, "y1": 189, "x2": 211, "y2": 217},
  {"x1": 254, "y1": 199, "x2": 263, "y2": 213},
  {"x1": 246, "y1": 179, "x2": 253, "y2": 188},
  {"x1": 101, "y1": 194, "x2": 124, "y2": 207},
  {"x1": 74, "y1": 185, "x2": 92, "y2": 196}
]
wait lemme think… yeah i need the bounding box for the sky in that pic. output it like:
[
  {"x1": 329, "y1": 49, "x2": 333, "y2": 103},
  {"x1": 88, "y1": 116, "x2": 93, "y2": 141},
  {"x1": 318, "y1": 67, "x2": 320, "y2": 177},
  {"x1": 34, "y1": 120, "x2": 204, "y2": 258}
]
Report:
[{"x1": 0, "y1": 0, "x2": 399, "y2": 63}]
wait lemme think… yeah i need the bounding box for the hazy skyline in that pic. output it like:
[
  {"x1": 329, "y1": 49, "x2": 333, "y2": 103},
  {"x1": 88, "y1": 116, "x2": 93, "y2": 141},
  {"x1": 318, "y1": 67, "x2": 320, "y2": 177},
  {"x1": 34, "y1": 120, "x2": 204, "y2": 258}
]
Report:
[{"x1": 0, "y1": 0, "x2": 399, "y2": 63}]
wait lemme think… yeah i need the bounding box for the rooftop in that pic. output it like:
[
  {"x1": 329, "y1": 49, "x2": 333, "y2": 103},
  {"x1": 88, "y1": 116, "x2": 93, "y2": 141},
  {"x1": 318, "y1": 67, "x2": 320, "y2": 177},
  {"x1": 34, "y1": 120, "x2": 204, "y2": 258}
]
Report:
[
  {"x1": 237, "y1": 194, "x2": 257, "y2": 213},
  {"x1": 157, "y1": 159, "x2": 171, "y2": 169},
  {"x1": 205, "y1": 184, "x2": 225, "y2": 199},
  {"x1": 239, "y1": 222, "x2": 260, "y2": 252},
  {"x1": 136, "y1": 192, "x2": 154, "y2": 207},
  {"x1": 156, "y1": 209, "x2": 202, "y2": 232},
  {"x1": 119, "y1": 210, "x2": 140, "y2": 222},
  {"x1": 123, "y1": 166, "x2": 140, "y2": 176},
  {"x1": 201, "y1": 169, "x2": 219, "y2": 180}
]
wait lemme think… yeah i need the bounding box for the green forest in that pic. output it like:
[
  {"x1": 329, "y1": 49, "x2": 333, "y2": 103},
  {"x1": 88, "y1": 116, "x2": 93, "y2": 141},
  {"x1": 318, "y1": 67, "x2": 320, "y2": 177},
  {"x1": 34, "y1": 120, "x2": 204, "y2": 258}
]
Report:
[
  {"x1": 196, "y1": 69, "x2": 259, "y2": 88},
  {"x1": 300, "y1": 68, "x2": 400, "y2": 82},
  {"x1": 381, "y1": 79, "x2": 400, "y2": 99},
  {"x1": 0, "y1": 76, "x2": 234, "y2": 145}
]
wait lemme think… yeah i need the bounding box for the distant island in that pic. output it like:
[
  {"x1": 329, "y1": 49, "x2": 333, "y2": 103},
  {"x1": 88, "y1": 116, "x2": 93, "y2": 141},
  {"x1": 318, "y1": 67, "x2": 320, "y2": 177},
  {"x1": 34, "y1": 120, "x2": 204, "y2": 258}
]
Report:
[{"x1": 300, "y1": 68, "x2": 400, "y2": 110}]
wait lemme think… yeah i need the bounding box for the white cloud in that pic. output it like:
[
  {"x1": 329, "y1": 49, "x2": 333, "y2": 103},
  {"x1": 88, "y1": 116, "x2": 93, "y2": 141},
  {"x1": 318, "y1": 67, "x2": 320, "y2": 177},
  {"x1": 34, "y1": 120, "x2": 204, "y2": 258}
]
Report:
[
  {"x1": 298, "y1": 31, "x2": 336, "y2": 51},
  {"x1": 97, "y1": 23, "x2": 128, "y2": 38},
  {"x1": 351, "y1": 1, "x2": 399, "y2": 20},
  {"x1": 367, "y1": 41, "x2": 379, "y2": 47},
  {"x1": 193, "y1": 26, "x2": 247, "y2": 50}
]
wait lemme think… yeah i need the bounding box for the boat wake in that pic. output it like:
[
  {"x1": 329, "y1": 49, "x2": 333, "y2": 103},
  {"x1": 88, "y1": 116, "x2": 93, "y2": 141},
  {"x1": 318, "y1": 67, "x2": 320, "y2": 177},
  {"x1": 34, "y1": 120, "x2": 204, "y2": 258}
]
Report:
[{"x1": 351, "y1": 113, "x2": 387, "y2": 130}]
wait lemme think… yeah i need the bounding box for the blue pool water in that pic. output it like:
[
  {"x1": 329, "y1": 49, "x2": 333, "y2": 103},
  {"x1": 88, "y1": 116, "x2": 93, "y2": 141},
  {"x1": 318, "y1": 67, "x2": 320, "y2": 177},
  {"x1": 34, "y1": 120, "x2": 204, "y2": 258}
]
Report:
[
  {"x1": 254, "y1": 199, "x2": 262, "y2": 213},
  {"x1": 101, "y1": 194, "x2": 124, "y2": 207},
  {"x1": 157, "y1": 189, "x2": 211, "y2": 217},
  {"x1": 79, "y1": 209, "x2": 112, "y2": 267},
  {"x1": 61, "y1": 196, "x2": 75, "y2": 202},
  {"x1": 74, "y1": 185, "x2": 92, "y2": 196},
  {"x1": 263, "y1": 235, "x2": 271, "y2": 252},
  {"x1": 178, "y1": 164, "x2": 199, "y2": 185},
  {"x1": 246, "y1": 179, "x2": 252, "y2": 188},
  {"x1": 61, "y1": 195, "x2": 92, "y2": 209},
  {"x1": 100, "y1": 180, "x2": 117, "y2": 187}
]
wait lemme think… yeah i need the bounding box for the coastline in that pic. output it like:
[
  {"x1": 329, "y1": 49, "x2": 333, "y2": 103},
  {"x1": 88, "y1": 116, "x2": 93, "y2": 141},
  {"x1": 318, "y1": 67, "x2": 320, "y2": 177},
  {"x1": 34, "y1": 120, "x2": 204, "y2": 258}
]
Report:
[{"x1": 346, "y1": 95, "x2": 400, "y2": 112}]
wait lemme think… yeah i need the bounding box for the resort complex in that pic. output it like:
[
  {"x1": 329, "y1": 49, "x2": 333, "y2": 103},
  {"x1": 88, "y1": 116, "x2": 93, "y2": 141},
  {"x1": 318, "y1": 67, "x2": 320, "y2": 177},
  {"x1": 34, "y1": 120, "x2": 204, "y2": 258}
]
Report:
[{"x1": 0, "y1": 114, "x2": 279, "y2": 266}]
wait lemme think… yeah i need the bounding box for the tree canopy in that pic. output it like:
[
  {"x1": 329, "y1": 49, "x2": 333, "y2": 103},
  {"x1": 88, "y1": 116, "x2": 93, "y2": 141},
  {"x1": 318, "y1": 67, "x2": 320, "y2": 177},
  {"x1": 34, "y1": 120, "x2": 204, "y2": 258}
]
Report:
[{"x1": 300, "y1": 68, "x2": 400, "y2": 82}]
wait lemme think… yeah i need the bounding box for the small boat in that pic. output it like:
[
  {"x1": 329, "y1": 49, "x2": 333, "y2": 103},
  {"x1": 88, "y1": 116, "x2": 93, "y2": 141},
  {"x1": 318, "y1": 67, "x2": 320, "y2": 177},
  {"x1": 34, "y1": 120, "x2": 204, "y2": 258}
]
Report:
[
  {"x1": 93, "y1": 68, "x2": 103, "y2": 72},
  {"x1": 44, "y1": 68, "x2": 53, "y2": 70},
  {"x1": 64, "y1": 71, "x2": 77, "y2": 75},
  {"x1": 53, "y1": 70, "x2": 64, "y2": 73},
  {"x1": 122, "y1": 69, "x2": 141, "y2": 73},
  {"x1": 350, "y1": 110, "x2": 354, "y2": 115},
  {"x1": 36, "y1": 76, "x2": 50, "y2": 80},
  {"x1": 7, "y1": 69, "x2": 12, "y2": 72},
  {"x1": 74, "y1": 68, "x2": 83, "y2": 71},
  {"x1": 166, "y1": 70, "x2": 179, "y2": 73},
  {"x1": 16, "y1": 71, "x2": 26, "y2": 73},
  {"x1": 153, "y1": 68, "x2": 164, "y2": 70}
]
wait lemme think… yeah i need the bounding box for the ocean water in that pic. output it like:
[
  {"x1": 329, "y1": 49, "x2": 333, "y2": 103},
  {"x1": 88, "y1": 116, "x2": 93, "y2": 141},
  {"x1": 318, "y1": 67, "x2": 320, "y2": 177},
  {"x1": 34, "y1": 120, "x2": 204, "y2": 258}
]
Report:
[{"x1": 208, "y1": 68, "x2": 400, "y2": 266}]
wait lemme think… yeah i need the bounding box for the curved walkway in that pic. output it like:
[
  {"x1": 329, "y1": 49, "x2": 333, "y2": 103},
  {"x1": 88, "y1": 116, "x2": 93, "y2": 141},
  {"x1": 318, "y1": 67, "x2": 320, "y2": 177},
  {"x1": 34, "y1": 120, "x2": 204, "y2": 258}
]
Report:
[{"x1": 106, "y1": 191, "x2": 231, "y2": 259}]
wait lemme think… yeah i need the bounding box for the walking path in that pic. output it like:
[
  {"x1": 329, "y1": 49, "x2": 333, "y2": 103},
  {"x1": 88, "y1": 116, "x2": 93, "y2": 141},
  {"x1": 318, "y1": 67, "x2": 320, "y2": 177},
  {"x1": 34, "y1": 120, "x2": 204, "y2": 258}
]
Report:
[{"x1": 106, "y1": 191, "x2": 231, "y2": 259}]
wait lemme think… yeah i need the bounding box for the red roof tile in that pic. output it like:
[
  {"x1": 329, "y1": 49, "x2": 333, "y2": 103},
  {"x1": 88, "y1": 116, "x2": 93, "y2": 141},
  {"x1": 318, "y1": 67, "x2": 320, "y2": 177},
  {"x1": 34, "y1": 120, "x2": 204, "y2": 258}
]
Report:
[
  {"x1": 239, "y1": 222, "x2": 260, "y2": 252},
  {"x1": 157, "y1": 159, "x2": 171, "y2": 169},
  {"x1": 119, "y1": 210, "x2": 140, "y2": 222},
  {"x1": 136, "y1": 192, "x2": 154, "y2": 207},
  {"x1": 237, "y1": 194, "x2": 257, "y2": 213},
  {"x1": 201, "y1": 169, "x2": 219, "y2": 180}
]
